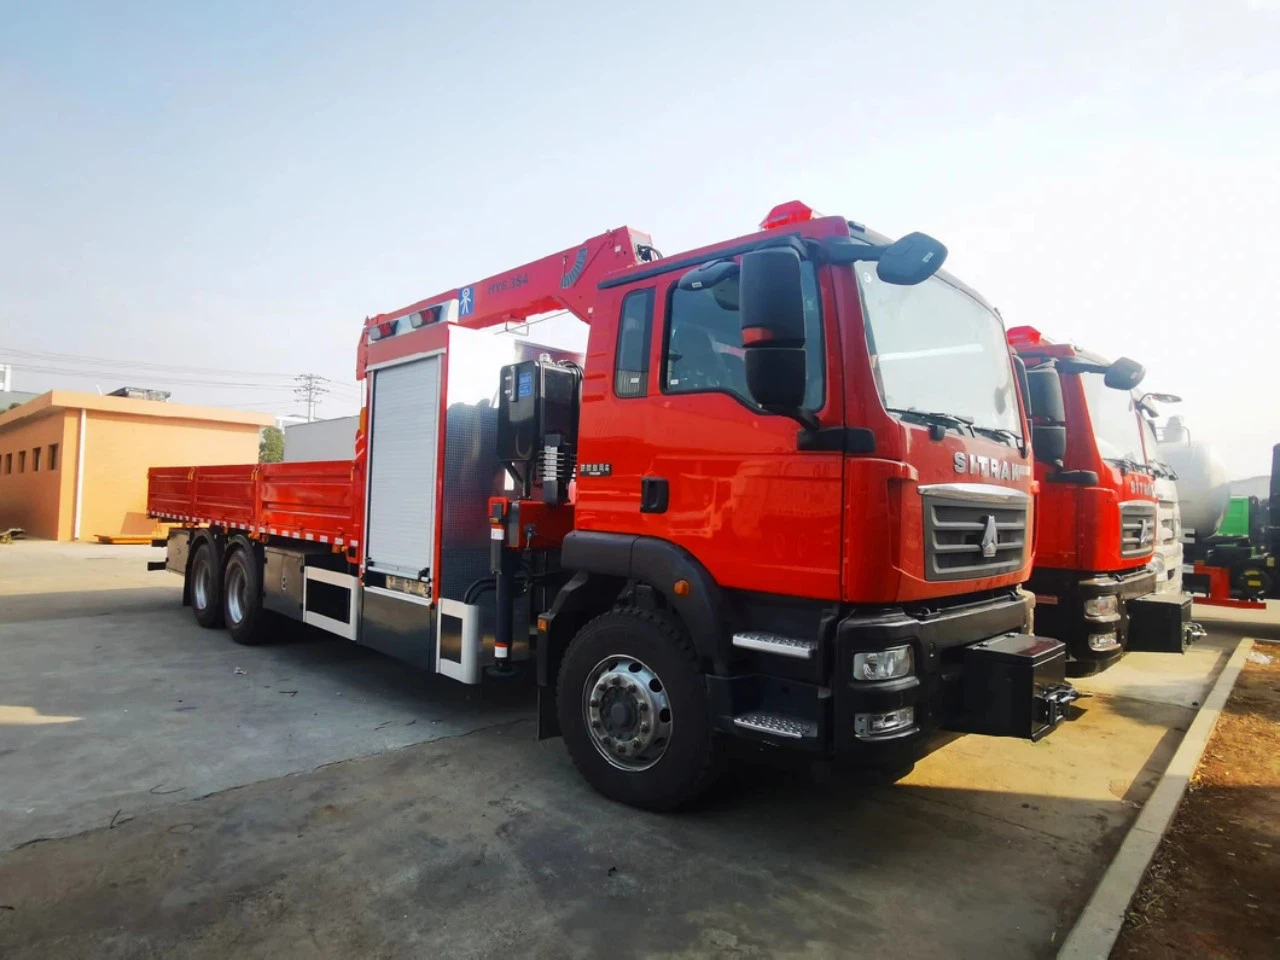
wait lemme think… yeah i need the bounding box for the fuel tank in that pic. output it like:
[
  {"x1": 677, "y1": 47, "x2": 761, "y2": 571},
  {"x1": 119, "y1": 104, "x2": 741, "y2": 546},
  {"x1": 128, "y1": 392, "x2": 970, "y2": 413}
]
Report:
[{"x1": 1160, "y1": 416, "x2": 1229, "y2": 541}]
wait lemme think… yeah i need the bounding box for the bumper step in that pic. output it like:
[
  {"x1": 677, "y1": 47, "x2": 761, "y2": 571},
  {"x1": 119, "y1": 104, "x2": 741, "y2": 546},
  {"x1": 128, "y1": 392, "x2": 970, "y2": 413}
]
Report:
[
  {"x1": 732, "y1": 712, "x2": 816, "y2": 739},
  {"x1": 731, "y1": 632, "x2": 816, "y2": 660}
]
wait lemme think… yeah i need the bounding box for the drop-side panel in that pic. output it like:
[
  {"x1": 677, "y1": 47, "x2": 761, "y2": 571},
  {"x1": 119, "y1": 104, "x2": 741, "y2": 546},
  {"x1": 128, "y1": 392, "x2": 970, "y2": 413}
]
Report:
[{"x1": 365, "y1": 355, "x2": 442, "y2": 581}]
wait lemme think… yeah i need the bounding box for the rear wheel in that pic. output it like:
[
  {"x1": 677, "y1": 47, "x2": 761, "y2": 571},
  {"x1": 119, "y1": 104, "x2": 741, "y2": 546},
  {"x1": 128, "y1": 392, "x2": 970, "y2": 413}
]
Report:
[
  {"x1": 189, "y1": 541, "x2": 224, "y2": 629},
  {"x1": 557, "y1": 607, "x2": 719, "y2": 811},
  {"x1": 223, "y1": 547, "x2": 269, "y2": 645}
]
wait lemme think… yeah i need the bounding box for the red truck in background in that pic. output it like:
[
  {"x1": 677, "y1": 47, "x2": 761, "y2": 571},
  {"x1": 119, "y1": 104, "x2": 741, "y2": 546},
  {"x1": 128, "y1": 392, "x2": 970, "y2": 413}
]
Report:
[
  {"x1": 149, "y1": 203, "x2": 1078, "y2": 811},
  {"x1": 1008, "y1": 326, "x2": 1193, "y2": 673}
]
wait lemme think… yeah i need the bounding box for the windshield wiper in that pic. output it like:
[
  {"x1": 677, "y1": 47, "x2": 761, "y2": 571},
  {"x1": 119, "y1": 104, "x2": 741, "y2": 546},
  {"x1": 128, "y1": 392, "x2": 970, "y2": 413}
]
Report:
[
  {"x1": 972, "y1": 425, "x2": 1020, "y2": 447},
  {"x1": 886, "y1": 408, "x2": 975, "y2": 436},
  {"x1": 1104, "y1": 456, "x2": 1148, "y2": 475}
]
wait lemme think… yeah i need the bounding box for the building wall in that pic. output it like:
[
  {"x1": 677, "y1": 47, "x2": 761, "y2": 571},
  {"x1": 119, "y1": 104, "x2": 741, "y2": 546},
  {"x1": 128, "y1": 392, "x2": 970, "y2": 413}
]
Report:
[
  {"x1": 79, "y1": 412, "x2": 262, "y2": 538},
  {"x1": 283, "y1": 416, "x2": 358, "y2": 463},
  {"x1": 0, "y1": 411, "x2": 76, "y2": 539}
]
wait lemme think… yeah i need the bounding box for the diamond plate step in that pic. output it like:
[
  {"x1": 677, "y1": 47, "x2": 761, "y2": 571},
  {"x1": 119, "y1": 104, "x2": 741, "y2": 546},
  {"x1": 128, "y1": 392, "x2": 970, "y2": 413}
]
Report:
[
  {"x1": 731, "y1": 632, "x2": 817, "y2": 660},
  {"x1": 732, "y1": 712, "x2": 814, "y2": 739}
]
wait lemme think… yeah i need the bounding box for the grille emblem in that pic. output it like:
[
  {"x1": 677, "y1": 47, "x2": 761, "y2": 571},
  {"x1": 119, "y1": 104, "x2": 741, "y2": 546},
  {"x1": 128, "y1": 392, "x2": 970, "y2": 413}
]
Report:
[
  {"x1": 1139, "y1": 517, "x2": 1154, "y2": 546},
  {"x1": 980, "y1": 515, "x2": 999, "y2": 558}
]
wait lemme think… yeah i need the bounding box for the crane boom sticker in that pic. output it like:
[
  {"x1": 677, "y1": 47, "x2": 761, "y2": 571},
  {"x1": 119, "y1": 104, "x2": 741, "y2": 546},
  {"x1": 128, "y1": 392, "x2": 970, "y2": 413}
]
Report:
[{"x1": 459, "y1": 286, "x2": 475, "y2": 317}]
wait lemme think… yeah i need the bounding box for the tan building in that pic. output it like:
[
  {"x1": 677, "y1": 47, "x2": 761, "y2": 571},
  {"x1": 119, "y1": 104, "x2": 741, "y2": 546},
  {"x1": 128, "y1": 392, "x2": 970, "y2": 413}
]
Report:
[{"x1": 0, "y1": 392, "x2": 272, "y2": 541}]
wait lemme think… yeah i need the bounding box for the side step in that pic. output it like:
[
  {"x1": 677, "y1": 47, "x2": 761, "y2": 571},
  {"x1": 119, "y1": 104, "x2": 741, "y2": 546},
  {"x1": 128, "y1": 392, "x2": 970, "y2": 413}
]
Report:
[
  {"x1": 731, "y1": 632, "x2": 816, "y2": 660},
  {"x1": 732, "y1": 712, "x2": 817, "y2": 739}
]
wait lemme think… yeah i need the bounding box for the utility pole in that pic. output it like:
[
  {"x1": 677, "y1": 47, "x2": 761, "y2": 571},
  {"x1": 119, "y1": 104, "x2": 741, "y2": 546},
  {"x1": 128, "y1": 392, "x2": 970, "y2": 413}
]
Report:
[{"x1": 293, "y1": 373, "x2": 329, "y2": 422}]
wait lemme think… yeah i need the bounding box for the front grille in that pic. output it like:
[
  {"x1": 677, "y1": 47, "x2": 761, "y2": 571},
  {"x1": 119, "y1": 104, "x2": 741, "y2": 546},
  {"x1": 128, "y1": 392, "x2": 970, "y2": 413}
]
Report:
[
  {"x1": 1121, "y1": 501, "x2": 1158, "y2": 557},
  {"x1": 921, "y1": 483, "x2": 1030, "y2": 582},
  {"x1": 1158, "y1": 501, "x2": 1178, "y2": 545}
]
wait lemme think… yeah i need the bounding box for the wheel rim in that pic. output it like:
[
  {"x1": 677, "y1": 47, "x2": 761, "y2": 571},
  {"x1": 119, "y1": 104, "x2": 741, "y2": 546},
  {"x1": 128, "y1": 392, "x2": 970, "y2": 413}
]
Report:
[
  {"x1": 582, "y1": 654, "x2": 673, "y2": 772},
  {"x1": 192, "y1": 552, "x2": 210, "y2": 610},
  {"x1": 226, "y1": 561, "x2": 247, "y2": 624}
]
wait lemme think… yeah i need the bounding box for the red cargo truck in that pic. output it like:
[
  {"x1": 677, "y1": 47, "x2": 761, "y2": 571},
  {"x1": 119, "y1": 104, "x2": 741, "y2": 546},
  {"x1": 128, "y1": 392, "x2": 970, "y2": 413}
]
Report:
[
  {"x1": 150, "y1": 203, "x2": 1076, "y2": 810},
  {"x1": 1008, "y1": 326, "x2": 1192, "y2": 673}
]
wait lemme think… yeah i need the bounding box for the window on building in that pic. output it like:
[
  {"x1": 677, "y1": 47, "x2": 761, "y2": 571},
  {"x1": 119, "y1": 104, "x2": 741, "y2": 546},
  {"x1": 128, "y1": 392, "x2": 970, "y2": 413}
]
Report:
[
  {"x1": 18, "y1": 450, "x2": 26, "y2": 473},
  {"x1": 663, "y1": 260, "x2": 824, "y2": 410},
  {"x1": 614, "y1": 288, "x2": 654, "y2": 399},
  {"x1": 32, "y1": 447, "x2": 42, "y2": 471},
  {"x1": 48, "y1": 443, "x2": 59, "y2": 471},
  {"x1": 3, "y1": 452, "x2": 10, "y2": 474}
]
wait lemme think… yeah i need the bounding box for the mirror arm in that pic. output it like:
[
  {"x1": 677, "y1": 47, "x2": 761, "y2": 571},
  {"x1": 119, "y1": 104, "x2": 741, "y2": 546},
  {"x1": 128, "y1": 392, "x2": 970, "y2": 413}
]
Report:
[{"x1": 765, "y1": 406, "x2": 819, "y2": 432}]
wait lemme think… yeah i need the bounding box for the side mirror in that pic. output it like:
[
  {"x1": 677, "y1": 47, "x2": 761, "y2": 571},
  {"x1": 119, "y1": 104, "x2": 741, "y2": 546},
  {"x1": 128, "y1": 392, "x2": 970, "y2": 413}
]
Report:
[
  {"x1": 1026, "y1": 366, "x2": 1066, "y2": 423},
  {"x1": 876, "y1": 232, "x2": 947, "y2": 286},
  {"x1": 1032, "y1": 424, "x2": 1067, "y2": 465},
  {"x1": 739, "y1": 247, "x2": 808, "y2": 410},
  {"x1": 1105, "y1": 357, "x2": 1145, "y2": 391},
  {"x1": 1012, "y1": 355, "x2": 1031, "y2": 422}
]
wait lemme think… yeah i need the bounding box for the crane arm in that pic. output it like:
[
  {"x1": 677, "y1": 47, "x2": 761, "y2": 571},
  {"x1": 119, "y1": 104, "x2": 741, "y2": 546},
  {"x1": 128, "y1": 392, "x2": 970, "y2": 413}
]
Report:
[{"x1": 364, "y1": 225, "x2": 656, "y2": 334}]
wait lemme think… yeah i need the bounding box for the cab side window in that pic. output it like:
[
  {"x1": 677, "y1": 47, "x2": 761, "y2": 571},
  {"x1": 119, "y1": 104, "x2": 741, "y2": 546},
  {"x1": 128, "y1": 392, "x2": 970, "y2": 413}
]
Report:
[
  {"x1": 614, "y1": 288, "x2": 654, "y2": 399},
  {"x1": 663, "y1": 261, "x2": 824, "y2": 410}
]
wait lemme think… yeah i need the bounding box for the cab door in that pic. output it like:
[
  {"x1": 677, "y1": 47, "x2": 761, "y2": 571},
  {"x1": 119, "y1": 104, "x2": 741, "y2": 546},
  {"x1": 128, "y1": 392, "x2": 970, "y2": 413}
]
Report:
[{"x1": 576, "y1": 262, "x2": 844, "y2": 601}]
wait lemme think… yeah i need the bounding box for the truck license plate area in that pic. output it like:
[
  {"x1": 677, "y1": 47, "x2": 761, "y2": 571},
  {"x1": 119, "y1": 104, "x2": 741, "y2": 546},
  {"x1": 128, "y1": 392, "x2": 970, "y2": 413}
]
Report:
[{"x1": 957, "y1": 633, "x2": 1074, "y2": 741}]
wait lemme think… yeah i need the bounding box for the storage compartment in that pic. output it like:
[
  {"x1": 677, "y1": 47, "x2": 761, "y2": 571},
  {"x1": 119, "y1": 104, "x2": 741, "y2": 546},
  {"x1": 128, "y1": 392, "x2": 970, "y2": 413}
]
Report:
[
  {"x1": 263, "y1": 546, "x2": 305, "y2": 618},
  {"x1": 497, "y1": 358, "x2": 580, "y2": 503},
  {"x1": 960, "y1": 633, "x2": 1073, "y2": 741},
  {"x1": 1126, "y1": 592, "x2": 1193, "y2": 653}
]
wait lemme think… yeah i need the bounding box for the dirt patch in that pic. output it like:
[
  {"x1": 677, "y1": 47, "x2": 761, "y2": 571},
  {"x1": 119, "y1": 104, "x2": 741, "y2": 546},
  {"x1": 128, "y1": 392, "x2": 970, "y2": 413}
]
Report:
[{"x1": 1113, "y1": 640, "x2": 1280, "y2": 959}]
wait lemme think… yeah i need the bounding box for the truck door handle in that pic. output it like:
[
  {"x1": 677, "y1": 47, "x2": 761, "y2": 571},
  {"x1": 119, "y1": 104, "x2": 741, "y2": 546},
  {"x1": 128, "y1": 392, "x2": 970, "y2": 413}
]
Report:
[{"x1": 640, "y1": 477, "x2": 669, "y2": 514}]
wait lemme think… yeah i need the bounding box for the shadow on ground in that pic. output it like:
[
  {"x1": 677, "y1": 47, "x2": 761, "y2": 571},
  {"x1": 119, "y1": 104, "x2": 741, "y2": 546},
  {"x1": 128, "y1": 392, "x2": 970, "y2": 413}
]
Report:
[{"x1": 0, "y1": 717, "x2": 1144, "y2": 960}]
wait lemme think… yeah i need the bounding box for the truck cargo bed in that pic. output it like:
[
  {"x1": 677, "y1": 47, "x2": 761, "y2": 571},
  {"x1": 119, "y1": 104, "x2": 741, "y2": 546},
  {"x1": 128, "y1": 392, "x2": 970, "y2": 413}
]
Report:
[{"x1": 148, "y1": 460, "x2": 360, "y2": 547}]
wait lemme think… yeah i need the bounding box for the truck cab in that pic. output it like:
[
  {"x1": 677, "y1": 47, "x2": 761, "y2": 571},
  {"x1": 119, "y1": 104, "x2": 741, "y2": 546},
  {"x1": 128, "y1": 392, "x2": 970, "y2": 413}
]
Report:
[
  {"x1": 1140, "y1": 411, "x2": 1185, "y2": 595},
  {"x1": 534, "y1": 206, "x2": 1074, "y2": 807},
  {"x1": 1009, "y1": 327, "x2": 1191, "y2": 672}
]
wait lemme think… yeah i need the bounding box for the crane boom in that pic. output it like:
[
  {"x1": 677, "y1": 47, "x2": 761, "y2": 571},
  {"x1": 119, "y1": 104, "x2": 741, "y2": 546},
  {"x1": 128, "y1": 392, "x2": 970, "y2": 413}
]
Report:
[{"x1": 355, "y1": 226, "x2": 655, "y2": 379}]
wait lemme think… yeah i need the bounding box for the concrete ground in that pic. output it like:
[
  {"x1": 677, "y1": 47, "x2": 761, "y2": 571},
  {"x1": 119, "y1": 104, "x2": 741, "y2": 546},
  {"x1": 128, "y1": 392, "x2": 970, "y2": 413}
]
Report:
[{"x1": 0, "y1": 540, "x2": 1270, "y2": 959}]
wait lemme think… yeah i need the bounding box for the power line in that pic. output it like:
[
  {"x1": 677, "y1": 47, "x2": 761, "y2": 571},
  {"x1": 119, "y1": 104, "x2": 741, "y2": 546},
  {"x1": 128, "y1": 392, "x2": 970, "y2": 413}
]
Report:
[
  {"x1": 0, "y1": 363, "x2": 303, "y2": 389},
  {"x1": 0, "y1": 346, "x2": 298, "y2": 380}
]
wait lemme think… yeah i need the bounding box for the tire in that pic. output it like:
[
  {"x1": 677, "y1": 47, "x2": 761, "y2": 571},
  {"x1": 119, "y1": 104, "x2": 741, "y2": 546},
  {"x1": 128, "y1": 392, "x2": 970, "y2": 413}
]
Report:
[
  {"x1": 222, "y1": 546, "x2": 270, "y2": 645},
  {"x1": 189, "y1": 540, "x2": 224, "y2": 629},
  {"x1": 557, "y1": 607, "x2": 719, "y2": 811}
]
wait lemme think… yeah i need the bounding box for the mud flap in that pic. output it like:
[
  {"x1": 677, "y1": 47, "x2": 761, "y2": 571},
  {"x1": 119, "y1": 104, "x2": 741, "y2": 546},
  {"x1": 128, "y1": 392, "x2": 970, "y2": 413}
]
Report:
[
  {"x1": 537, "y1": 686, "x2": 561, "y2": 740},
  {"x1": 1127, "y1": 593, "x2": 1194, "y2": 653}
]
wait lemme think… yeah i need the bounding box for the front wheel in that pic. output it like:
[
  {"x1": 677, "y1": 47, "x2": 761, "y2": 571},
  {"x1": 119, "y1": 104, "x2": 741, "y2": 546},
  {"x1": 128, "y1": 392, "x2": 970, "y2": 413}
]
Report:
[{"x1": 557, "y1": 607, "x2": 719, "y2": 811}]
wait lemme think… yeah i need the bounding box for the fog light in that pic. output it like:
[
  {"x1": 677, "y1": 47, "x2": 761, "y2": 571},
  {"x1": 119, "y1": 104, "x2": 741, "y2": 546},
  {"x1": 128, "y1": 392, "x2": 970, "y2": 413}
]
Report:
[
  {"x1": 1088, "y1": 631, "x2": 1120, "y2": 651},
  {"x1": 852, "y1": 645, "x2": 914, "y2": 681},
  {"x1": 854, "y1": 707, "x2": 915, "y2": 739},
  {"x1": 1084, "y1": 596, "x2": 1118, "y2": 618}
]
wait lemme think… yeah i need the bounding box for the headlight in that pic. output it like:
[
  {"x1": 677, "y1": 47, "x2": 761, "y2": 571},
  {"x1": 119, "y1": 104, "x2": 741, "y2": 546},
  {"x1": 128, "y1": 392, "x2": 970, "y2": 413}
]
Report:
[
  {"x1": 1084, "y1": 595, "x2": 1118, "y2": 618},
  {"x1": 852, "y1": 645, "x2": 914, "y2": 681}
]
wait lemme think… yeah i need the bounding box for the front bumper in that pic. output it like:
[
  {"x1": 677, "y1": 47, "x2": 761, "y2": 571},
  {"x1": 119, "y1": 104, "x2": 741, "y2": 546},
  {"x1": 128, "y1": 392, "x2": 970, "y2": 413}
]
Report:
[
  {"x1": 710, "y1": 590, "x2": 1074, "y2": 769},
  {"x1": 1028, "y1": 567, "x2": 1158, "y2": 671}
]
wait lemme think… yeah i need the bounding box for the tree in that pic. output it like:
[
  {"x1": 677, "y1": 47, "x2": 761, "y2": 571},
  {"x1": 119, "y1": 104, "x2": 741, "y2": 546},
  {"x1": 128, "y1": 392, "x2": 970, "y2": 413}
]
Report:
[
  {"x1": 259, "y1": 426, "x2": 284, "y2": 463},
  {"x1": 5, "y1": 402, "x2": 21, "y2": 411}
]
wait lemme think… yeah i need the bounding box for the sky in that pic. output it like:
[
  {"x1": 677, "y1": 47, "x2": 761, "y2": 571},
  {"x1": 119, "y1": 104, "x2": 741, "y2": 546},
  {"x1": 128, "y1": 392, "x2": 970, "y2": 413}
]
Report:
[{"x1": 1, "y1": 0, "x2": 1277, "y2": 475}]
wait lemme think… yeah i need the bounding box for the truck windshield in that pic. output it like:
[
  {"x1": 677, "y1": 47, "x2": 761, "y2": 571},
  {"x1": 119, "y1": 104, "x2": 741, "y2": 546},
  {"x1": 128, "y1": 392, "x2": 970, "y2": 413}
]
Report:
[
  {"x1": 856, "y1": 266, "x2": 1022, "y2": 439},
  {"x1": 1081, "y1": 373, "x2": 1146, "y2": 465}
]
